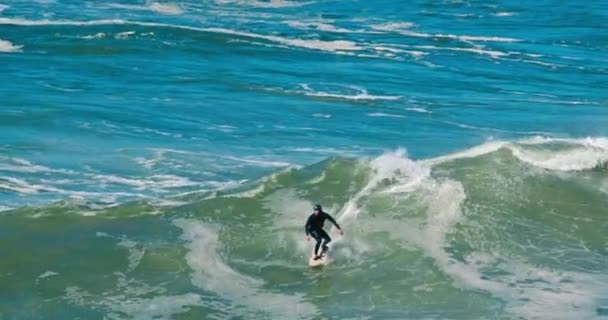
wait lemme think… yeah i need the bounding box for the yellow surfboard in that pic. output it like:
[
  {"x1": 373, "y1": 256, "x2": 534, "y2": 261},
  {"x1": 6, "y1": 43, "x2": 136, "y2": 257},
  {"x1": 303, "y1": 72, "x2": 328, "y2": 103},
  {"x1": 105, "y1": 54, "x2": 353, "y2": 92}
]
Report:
[{"x1": 308, "y1": 249, "x2": 328, "y2": 267}]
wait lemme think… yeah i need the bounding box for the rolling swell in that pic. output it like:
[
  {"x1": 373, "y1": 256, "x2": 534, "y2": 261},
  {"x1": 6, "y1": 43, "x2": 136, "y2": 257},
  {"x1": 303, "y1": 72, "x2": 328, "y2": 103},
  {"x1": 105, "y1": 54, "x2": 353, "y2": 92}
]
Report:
[{"x1": 2, "y1": 138, "x2": 608, "y2": 319}]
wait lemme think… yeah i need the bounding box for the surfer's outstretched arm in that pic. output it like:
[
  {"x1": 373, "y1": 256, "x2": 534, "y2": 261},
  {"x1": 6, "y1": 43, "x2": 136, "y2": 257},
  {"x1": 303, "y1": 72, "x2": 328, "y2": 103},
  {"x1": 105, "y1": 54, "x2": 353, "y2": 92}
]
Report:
[{"x1": 326, "y1": 213, "x2": 344, "y2": 234}]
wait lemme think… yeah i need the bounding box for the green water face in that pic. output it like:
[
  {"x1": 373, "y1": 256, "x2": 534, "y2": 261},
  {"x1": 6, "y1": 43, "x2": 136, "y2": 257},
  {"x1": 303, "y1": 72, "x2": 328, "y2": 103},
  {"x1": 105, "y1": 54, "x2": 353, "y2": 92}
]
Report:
[{"x1": 1, "y1": 143, "x2": 607, "y2": 319}]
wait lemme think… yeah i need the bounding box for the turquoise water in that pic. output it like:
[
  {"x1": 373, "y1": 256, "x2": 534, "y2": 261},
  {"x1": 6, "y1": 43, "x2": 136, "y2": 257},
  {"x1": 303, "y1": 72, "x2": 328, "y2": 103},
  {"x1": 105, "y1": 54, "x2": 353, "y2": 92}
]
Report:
[{"x1": 1, "y1": 1, "x2": 608, "y2": 319}]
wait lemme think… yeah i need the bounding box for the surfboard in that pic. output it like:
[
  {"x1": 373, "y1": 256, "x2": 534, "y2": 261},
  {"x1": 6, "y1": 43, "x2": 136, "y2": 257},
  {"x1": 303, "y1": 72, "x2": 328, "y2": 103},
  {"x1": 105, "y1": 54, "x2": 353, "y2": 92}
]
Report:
[{"x1": 308, "y1": 249, "x2": 328, "y2": 267}]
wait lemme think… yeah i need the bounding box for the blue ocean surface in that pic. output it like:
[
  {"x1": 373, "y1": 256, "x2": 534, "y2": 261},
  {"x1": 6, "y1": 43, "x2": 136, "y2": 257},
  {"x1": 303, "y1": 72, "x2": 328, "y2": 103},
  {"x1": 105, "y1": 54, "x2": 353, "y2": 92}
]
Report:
[{"x1": 1, "y1": 1, "x2": 607, "y2": 319}]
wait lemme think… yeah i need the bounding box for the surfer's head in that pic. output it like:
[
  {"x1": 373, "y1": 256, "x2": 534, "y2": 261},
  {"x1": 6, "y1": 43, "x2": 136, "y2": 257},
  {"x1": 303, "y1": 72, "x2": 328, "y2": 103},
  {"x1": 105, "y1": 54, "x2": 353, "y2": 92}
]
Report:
[{"x1": 313, "y1": 204, "x2": 322, "y2": 214}]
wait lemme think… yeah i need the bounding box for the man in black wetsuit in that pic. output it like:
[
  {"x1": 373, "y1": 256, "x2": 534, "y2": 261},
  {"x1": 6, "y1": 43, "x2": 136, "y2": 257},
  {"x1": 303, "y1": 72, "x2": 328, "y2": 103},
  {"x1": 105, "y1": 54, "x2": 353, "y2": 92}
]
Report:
[{"x1": 305, "y1": 204, "x2": 344, "y2": 260}]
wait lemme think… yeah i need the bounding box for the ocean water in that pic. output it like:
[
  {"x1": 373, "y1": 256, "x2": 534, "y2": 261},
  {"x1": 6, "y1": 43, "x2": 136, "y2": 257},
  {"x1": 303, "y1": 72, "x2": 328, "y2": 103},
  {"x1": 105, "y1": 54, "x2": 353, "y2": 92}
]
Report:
[{"x1": 1, "y1": 0, "x2": 608, "y2": 319}]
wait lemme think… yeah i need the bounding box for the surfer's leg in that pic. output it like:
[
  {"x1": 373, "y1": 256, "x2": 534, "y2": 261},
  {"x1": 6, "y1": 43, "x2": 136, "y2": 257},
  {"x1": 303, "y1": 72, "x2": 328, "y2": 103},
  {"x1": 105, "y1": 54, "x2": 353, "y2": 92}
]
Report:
[
  {"x1": 314, "y1": 240, "x2": 322, "y2": 257},
  {"x1": 311, "y1": 230, "x2": 322, "y2": 257},
  {"x1": 320, "y1": 229, "x2": 331, "y2": 254}
]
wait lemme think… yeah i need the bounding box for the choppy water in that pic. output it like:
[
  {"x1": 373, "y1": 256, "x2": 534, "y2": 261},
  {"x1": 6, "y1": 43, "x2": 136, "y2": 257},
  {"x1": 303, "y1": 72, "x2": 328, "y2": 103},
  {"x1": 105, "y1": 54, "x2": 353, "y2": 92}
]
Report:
[{"x1": 1, "y1": 1, "x2": 608, "y2": 319}]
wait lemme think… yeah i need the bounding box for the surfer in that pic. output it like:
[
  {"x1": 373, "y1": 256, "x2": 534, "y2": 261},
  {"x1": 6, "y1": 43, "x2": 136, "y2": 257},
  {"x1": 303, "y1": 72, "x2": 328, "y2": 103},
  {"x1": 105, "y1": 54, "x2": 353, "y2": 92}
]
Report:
[{"x1": 305, "y1": 204, "x2": 343, "y2": 260}]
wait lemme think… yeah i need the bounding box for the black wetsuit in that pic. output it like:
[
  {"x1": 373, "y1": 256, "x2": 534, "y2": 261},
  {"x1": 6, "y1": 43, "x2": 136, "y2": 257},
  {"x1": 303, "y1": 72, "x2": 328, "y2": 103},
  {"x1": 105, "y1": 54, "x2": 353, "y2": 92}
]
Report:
[{"x1": 305, "y1": 211, "x2": 341, "y2": 257}]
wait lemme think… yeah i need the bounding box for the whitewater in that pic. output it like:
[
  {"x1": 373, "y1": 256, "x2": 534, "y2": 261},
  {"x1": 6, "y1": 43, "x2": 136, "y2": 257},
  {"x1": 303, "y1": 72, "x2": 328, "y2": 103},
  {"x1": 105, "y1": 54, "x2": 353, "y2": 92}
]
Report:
[{"x1": 1, "y1": 1, "x2": 607, "y2": 319}]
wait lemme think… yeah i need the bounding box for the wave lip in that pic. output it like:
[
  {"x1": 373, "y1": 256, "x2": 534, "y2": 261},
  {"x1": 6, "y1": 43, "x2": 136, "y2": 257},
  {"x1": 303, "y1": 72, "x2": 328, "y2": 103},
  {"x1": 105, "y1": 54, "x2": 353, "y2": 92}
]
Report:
[{"x1": 511, "y1": 137, "x2": 608, "y2": 171}]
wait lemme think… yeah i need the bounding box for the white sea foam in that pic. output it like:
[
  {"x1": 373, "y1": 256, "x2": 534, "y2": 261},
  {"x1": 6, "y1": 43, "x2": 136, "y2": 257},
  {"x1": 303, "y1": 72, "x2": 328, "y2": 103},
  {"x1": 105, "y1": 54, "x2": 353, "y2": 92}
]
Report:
[
  {"x1": 174, "y1": 218, "x2": 318, "y2": 319},
  {"x1": 215, "y1": 0, "x2": 313, "y2": 8},
  {"x1": 508, "y1": 137, "x2": 608, "y2": 171},
  {"x1": 338, "y1": 148, "x2": 431, "y2": 223},
  {"x1": 104, "y1": 3, "x2": 183, "y2": 15},
  {"x1": 65, "y1": 285, "x2": 202, "y2": 320},
  {"x1": 0, "y1": 157, "x2": 54, "y2": 173},
  {"x1": 0, "y1": 177, "x2": 62, "y2": 194},
  {"x1": 371, "y1": 22, "x2": 518, "y2": 43},
  {"x1": 116, "y1": 31, "x2": 136, "y2": 39},
  {"x1": 422, "y1": 136, "x2": 608, "y2": 172},
  {"x1": 92, "y1": 174, "x2": 199, "y2": 190},
  {"x1": 424, "y1": 140, "x2": 508, "y2": 166},
  {"x1": 303, "y1": 90, "x2": 400, "y2": 100},
  {"x1": 494, "y1": 12, "x2": 516, "y2": 17},
  {"x1": 0, "y1": 39, "x2": 22, "y2": 52},
  {"x1": 82, "y1": 32, "x2": 106, "y2": 39},
  {"x1": 299, "y1": 84, "x2": 401, "y2": 101},
  {"x1": 405, "y1": 107, "x2": 432, "y2": 114},
  {"x1": 370, "y1": 22, "x2": 416, "y2": 31},
  {"x1": 372, "y1": 45, "x2": 428, "y2": 58},
  {"x1": 133, "y1": 148, "x2": 190, "y2": 169},
  {"x1": 439, "y1": 34, "x2": 518, "y2": 42},
  {"x1": 36, "y1": 270, "x2": 59, "y2": 282},
  {"x1": 367, "y1": 112, "x2": 406, "y2": 118},
  {"x1": 0, "y1": 17, "x2": 130, "y2": 26},
  {"x1": 205, "y1": 27, "x2": 362, "y2": 52},
  {"x1": 208, "y1": 124, "x2": 238, "y2": 133},
  {"x1": 0, "y1": 18, "x2": 370, "y2": 56},
  {"x1": 222, "y1": 156, "x2": 292, "y2": 168},
  {"x1": 106, "y1": 293, "x2": 202, "y2": 320},
  {"x1": 286, "y1": 20, "x2": 353, "y2": 33},
  {"x1": 368, "y1": 156, "x2": 605, "y2": 319},
  {"x1": 416, "y1": 44, "x2": 508, "y2": 58},
  {"x1": 148, "y1": 2, "x2": 183, "y2": 15}
]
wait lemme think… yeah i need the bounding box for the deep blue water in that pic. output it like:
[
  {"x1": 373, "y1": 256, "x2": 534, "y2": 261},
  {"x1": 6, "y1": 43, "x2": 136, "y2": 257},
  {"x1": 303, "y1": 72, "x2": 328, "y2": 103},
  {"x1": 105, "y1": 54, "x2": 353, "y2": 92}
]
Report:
[{"x1": 1, "y1": 0, "x2": 606, "y2": 208}]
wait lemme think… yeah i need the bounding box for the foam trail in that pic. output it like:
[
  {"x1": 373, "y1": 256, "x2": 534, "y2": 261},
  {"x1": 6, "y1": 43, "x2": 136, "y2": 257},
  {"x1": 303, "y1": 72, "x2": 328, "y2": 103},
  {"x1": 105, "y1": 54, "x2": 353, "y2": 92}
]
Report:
[
  {"x1": 215, "y1": 0, "x2": 314, "y2": 8},
  {"x1": 106, "y1": 294, "x2": 203, "y2": 320},
  {"x1": 91, "y1": 174, "x2": 200, "y2": 190},
  {"x1": 222, "y1": 156, "x2": 292, "y2": 168},
  {"x1": 65, "y1": 286, "x2": 203, "y2": 320},
  {"x1": 0, "y1": 157, "x2": 54, "y2": 173},
  {"x1": 205, "y1": 27, "x2": 362, "y2": 52},
  {"x1": 105, "y1": 3, "x2": 184, "y2": 15},
  {"x1": 174, "y1": 219, "x2": 318, "y2": 319},
  {"x1": 36, "y1": 271, "x2": 59, "y2": 284},
  {"x1": 0, "y1": 39, "x2": 22, "y2": 52},
  {"x1": 392, "y1": 176, "x2": 604, "y2": 319},
  {"x1": 0, "y1": 17, "x2": 131, "y2": 26},
  {"x1": 148, "y1": 3, "x2": 183, "y2": 15},
  {"x1": 405, "y1": 107, "x2": 432, "y2": 114},
  {"x1": 371, "y1": 23, "x2": 519, "y2": 42},
  {"x1": 299, "y1": 84, "x2": 401, "y2": 101},
  {"x1": 494, "y1": 12, "x2": 516, "y2": 17},
  {"x1": 0, "y1": 177, "x2": 62, "y2": 194},
  {"x1": 367, "y1": 112, "x2": 406, "y2": 118},
  {"x1": 415, "y1": 45, "x2": 508, "y2": 58}
]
